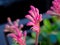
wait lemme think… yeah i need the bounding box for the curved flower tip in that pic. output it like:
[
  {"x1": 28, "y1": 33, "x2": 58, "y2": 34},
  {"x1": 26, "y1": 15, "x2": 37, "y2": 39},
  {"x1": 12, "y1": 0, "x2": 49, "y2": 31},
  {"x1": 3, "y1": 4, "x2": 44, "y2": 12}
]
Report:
[
  {"x1": 24, "y1": 31, "x2": 27, "y2": 36},
  {"x1": 25, "y1": 14, "x2": 35, "y2": 22},
  {"x1": 27, "y1": 22, "x2": 34, "y2": 26},
  {"x1": 4, "y1": 24, "x2": 10, "y2": 32},
  {"x1": 7, "y1": 17, "x2": 13, "y2": 25},
  {"x1": 30, "y1": 5, "x2": 35, "y2": 11},
  {"x1": 46, "y1": 10, "x2": 55, "y2": 15},
  {"x1": 7, "y1": 33, "x2": 17, "y2": 38},
  {"x1": 39, "y1": 14, "x2": 43, "y2": 22},
  {"x1": 19, "y1": 24, "x2": 24, "y2": 29},
  {"x1": 24, "y1": 31, "x2": 27, "y2": 38}
]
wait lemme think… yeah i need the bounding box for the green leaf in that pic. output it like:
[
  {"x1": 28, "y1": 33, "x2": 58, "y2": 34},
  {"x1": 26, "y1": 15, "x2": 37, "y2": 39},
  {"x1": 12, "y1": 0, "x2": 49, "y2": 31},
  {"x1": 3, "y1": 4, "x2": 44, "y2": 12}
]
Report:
[
  {"x1": 43, "y1": 19, "x2": 52, "y2": 30},
  {"x1": 31, "y1": 32, "x2": 36, "y2": 39},
  {"x1": 52, "y1": 16, "x2": 57, "y2": 23},
  {"x1": 52, "y1": 24, "x2": 58, "y2": 30},
  {"x1": 56, "y1": 32, "x2": 60, "y2": 43},
  {"x1": 41, "y1": 26, "x2": 49, "y2": 33}
]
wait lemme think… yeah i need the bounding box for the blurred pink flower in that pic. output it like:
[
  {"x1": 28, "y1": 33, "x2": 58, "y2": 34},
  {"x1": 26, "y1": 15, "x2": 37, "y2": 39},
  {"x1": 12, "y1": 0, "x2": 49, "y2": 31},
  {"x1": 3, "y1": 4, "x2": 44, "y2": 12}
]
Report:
[
  {"x1": 4, "y1": 17, "x2": 27, "y2": 45},
  {"x1": 47, "y1": 0, "x2": 60, "y2": 16},
  {"x1": 25, "y1": 5, "x2": 42, "y2": 33}
]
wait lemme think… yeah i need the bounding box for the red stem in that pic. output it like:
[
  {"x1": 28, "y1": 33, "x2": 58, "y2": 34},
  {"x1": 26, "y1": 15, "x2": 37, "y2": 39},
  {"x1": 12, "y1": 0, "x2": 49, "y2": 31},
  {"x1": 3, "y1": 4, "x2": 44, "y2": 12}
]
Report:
[{"x1": 35, "y1": 32, "x2": 39, "y2": 45}]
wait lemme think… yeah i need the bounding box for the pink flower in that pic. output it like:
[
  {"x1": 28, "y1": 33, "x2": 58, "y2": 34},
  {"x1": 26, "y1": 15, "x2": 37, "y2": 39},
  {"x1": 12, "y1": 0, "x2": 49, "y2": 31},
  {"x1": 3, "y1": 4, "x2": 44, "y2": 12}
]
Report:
[
  {"x1": 4, "y1": 17, "x2": 27, "y2": 45},
  {"x1": 47, "y1": 0, "x2": 60, "y2": 16},
  {"x1": 25, "y1": 5, "x2": 42, "y2": 33}
]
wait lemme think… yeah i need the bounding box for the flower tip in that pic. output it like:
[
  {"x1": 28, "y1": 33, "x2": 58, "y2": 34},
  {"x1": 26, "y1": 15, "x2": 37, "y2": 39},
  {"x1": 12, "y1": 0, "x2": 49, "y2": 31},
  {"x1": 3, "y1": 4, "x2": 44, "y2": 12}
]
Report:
[
  {"x1": 5, "y1": 24, "x2": 9, "y2": 28},
  {"x1": 7, "y1": 17, "x2": 13, "y2": 25},
  {"x1": 30, "y1": 5, "x2": 33, "y2": 7},
  {"x1": 7, "y1": 17, "x2": 11, "y2": 21},
  {"x1": 20, "y1": 24, "x2": 24, "y2": 28},
  {"x1": 4, "y1": 29, "x2": 8, "y2": 32},
  {"x1": 26, "y1": 23, "x2": 30, "y2": 26},
  {"x1": 16, "y1": 19, "x2": 20, "y2": 22},
  {"x1": 46, "y1": 10, "x2": 52, "y2": 14},
  {"x1": 24, "y1": 31, "x2": 27, "y2": 36},
  {"x1": 25, "y1": 15, "x2": 29, "y2": 18},
  {"x1": 25, "y1": 15, "x2": 27, "y2": 18},
  {"x1": 40, "y1": 14, "x2": 42, "y2": 16},
  {"x1": 30, "y1": 5, "x2": 35, "y2": 10}
]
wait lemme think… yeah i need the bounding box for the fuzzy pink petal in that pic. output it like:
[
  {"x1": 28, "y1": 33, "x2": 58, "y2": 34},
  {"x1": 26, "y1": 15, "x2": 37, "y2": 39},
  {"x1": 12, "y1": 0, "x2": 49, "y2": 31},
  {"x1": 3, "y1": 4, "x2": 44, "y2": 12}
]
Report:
[
  {"x1": 24, "y1": 31, "x2": 27, "y2": 39},
  {"x1": 4, "y1": 29, "x2": 9, "y2": 32},
  {"x1": 10, "y1": 26, "x2": 22, "y2": 36},
  {"x1": 29, "y1": 10, "x2": 35, "y2": 18},
  {"x1": 16, "y1": 19, "x2": 20, "y2": 23},
  {"x1": 30, "y1": 5, "x2": 37, "y2": 15},
  {"x1": 19, "y1": 24, "x2": 24, "y2": 29},
  {"x1": 13, "y1": 19, "x2": 20, "y2": 27},
  {"x1": 13, "y1": 21, "x2": 18, "y2": 27},
  {"x1": 52, "y1": 1, "x2": 59, "y2": 10},
  {"x1": 35, "y1": 8, "x2": 39, "y2": 15},
  {"x1": 39, "y1": 14, "x2": 42, "y2": 22},
  {"x1": 15, "y1": 28, "x2": 22, "y2": 37},
  {"x1": 8, "y1": 33, "x2": 17, "y2": 39},
  {"x1": 50, "y1": 7, "x2": 56, "y2": 12},
  {"x1": 31, "y1": 26, "x2": 40, "y2": 33},
  {"x1": 27, "y1": 22, "x2": 34, "y2": 26},
  {"x1": 30, "y1": 5, "x2": 35, "y2": 11},
  {"x1": 15, "y1": 19, "x2": 20, "y2": 27},
  {"x1": 7, "y1": 17, "x2": 13, "y2": 25},
  {"x1": 47, "y1": 10, "x2": 55, "y2": 15},
  {"x1": 24, "y1": 31, "x2": 27, "y2": 37},
  {"x1": 47, "y1": 10, "x2": 60, "y2": 16},
  {"x1": 5, "y1": 24, "x2": 10, "y2": 28},
  {"x1": 25, "y1": 15, "x2": 34, "y2": 22}
]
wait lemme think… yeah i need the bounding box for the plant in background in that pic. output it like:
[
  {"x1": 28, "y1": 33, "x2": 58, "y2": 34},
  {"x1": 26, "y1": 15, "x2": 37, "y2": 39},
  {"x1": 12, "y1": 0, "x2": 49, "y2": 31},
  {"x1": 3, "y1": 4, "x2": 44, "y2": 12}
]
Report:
[
  {"x1": 46, "y1": 0, "x2": 60, "y2": 17},
  {"x1": 4, "y1": 17, "x2": 27, "y2": 45},
  {"x1": 25, "y1": 5, "x2": 42, "y2": 45}
]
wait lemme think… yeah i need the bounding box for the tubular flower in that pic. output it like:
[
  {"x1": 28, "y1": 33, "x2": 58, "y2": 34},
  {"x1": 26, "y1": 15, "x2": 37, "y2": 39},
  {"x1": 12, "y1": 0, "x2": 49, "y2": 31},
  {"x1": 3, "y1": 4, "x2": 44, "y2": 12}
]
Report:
[
  {"x1": 47, "y1": 0, "x2": 60, "y2": 16},
  {"x1": 4, "y1": 17, "x2": 27, "y2": 45},
  {"x1": 25, "y1": 5, "x2": 42, "y2": 33}
]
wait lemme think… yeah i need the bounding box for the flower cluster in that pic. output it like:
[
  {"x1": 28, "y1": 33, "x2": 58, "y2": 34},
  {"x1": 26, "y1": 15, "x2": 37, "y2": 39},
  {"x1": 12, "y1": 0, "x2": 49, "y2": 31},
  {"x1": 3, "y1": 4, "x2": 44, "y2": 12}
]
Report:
[
  {"x1": 47, "y1": 0, "x2": 60, "y2": 16},
  {"x1": 4, "y1": 17, "x2": 27, "y2": 45},
  {"x1": 25, "y1": 5, "x2": 42, "y2": 33}
]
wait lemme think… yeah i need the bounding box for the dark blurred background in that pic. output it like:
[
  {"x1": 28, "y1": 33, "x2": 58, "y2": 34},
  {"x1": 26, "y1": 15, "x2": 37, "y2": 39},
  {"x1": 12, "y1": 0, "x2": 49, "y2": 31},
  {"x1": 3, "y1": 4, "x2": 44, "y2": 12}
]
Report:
[{"x1": 0, "y1": 0, "x2": 52, "y2": 24}]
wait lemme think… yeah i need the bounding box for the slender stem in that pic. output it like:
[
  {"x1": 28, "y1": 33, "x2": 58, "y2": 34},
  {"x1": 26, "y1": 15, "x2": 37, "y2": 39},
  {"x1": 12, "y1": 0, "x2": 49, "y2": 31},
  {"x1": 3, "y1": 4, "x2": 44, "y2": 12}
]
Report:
[{"x1": 35, "y1": 32, "x2": 39, "y2": 45}]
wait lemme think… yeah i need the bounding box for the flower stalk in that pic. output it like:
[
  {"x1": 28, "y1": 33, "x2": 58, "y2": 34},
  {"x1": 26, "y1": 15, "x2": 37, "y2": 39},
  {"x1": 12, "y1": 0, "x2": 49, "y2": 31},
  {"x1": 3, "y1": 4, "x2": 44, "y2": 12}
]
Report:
[{"x1": 25, "y1": 5, "x2": 42, "y2": 45}]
